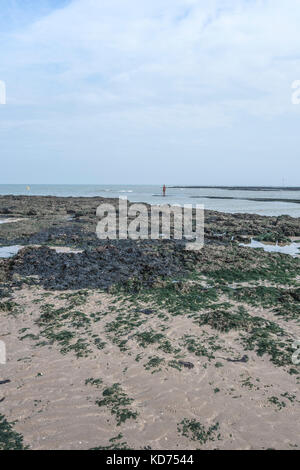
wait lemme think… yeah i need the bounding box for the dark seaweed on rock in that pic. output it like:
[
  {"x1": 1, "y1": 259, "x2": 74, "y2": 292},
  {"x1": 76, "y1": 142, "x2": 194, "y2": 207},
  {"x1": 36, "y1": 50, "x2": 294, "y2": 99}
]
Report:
[
  {"x1": 0, "y1": 224, "x2": 93, "y2": 250},
  {"x1": 10, "y1": 242, "x2": 193, "y2": 291}
]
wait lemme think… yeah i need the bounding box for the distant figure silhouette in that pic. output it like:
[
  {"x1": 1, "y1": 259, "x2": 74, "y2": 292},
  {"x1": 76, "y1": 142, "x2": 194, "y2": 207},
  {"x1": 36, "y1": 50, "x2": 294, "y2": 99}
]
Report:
[{"x1": 163, "y1": 185, "x2": 166, "y2": 197}]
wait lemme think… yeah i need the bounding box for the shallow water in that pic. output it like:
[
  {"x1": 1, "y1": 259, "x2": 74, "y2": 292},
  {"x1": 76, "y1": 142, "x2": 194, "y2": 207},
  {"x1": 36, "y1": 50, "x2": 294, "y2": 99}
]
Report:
[
  {"x1": 0, "y1": 184, "x2": 299, "y2": 217},
  {"x1": 0, "y1": 245, "x2": 83, "y2": 258},
  {"x1": 0, "y1": 245, "x2": 23, "y2": 258},
  {"x1": 0, "y1": 218, "x2": 24, "y2": 224},
  {"x1": 239, "y1": 239, "x2": 300, "y2": 257},
  {"x1": 0, "y1": 219, "x2": 12, "y2": 224}
]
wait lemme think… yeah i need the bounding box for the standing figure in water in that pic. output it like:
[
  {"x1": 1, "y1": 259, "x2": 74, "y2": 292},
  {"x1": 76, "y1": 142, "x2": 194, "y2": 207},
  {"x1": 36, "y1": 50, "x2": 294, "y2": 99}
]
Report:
[{"x1": 163, "y1": 184, "x2": 166, "y2": 197}]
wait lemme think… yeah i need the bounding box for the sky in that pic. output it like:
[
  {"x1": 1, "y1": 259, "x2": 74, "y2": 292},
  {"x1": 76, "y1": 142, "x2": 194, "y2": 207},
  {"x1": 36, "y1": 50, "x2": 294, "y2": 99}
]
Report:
[{"x1": 0, "y1": 0, "x2": 300, "y2": 185}]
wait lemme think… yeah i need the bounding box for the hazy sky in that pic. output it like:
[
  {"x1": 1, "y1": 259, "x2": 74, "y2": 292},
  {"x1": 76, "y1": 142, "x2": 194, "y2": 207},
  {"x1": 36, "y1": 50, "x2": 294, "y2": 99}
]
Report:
[{"x1": 0, "y1": 0, "x2": 300, "y2": 185}]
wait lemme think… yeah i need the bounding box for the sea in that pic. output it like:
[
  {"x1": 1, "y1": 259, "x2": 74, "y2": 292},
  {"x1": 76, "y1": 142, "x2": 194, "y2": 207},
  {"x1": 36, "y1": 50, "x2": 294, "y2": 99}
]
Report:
[{"x1": 0, "y1": 184, "x2": 299, "y2": 218}]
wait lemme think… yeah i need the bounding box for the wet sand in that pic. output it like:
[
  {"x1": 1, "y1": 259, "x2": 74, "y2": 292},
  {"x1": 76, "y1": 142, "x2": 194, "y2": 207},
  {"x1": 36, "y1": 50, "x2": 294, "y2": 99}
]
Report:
[{"x1": 1, "y1": 286, "x2": 299, "y2": 450}]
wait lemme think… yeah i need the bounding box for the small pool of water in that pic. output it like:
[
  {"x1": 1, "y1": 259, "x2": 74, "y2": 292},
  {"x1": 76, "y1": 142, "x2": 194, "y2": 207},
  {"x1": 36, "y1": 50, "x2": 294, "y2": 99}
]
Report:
[
  {"x1": 0, "y1": 245, "x2": 23, "y2": 258},
  {"x1": 0, "y1": 245, "x2": 83, "y2": 258},
  {"x1": 0, "y1": 218, "x2": 24, "y2": 224},
  {"x1": 239, "y1": 239, "x2": 300, "y2": 257}
]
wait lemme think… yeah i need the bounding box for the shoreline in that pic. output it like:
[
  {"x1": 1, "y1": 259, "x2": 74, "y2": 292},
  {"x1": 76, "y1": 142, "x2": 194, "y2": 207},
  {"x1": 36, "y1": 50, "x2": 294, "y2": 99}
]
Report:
[
  {"x1": 1, "y1": 186, "x2": 300, "y2": 218},
  {"x1": 1, "y1": 193, "x2": 300, "y2": 216},
  {"x1": 191, "y1": 196, "x2": 300, "y2": 204},
  {"x1": 171, "y1": 186, "x2": 300, "y2": 191}
]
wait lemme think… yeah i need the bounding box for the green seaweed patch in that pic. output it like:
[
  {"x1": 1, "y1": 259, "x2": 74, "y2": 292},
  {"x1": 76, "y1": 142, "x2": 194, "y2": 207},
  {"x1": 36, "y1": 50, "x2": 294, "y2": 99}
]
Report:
[
  {"x1": 115, "y1": 281, "x2": 220, "y2": 316},
  {"x1": 253, "y1": 233, "x2": 291, "y2": 244},
  {"x1": 96, "y1": 383, "x2": 139, "y2": 426},
  {"x1": 268, "y1": 396, "x2": 287, "y2": 411},
  {"x1": 198, "y1": 306, "x2": 252, "y2": 333},
  {"x1": 93, "y1": 336, "x2": 106, "y2": 350},
  {"x1": 144, "y1": 356, "x2": 165, "y2": 373},
  {"x1": 0, "y1": 301, "x2": 17, "y2": 312},
  {"x1": 105, "y1": 310, "x2": 148, "y2": 351},
  {"x1": 158, "y1": 339, "x2": 181, "y2": 354},
  {"x1": 85, "y1": 377, "x2": 103, "y2": 388},
  {"x1": 178, "y1": 419, "x2": 220, "y2": 444},
  {"x1": 134, "y1": 330, "x2": 165, "y2": 348},
  {"x1": 31, "y1": 302, "x2": 101, "y2": 358},
  {"x1": 0, "y1": 301, "x2": 22, "y2": 316},
  {"x1": 0, "y1": 414, "x2": 28, "y2": 450},
  {"x1": 167, "y1": 360, "x2": 183, "y2": 371},
  {"x1": 241, "y1": 326, "x2": 294, "y2": 368},
  {"x1": 206, "y1": 256, "x2": 299, "y2": 285},
  {"x1": 56, "y1": 290, "x2": 89, "y2": 307},
  {"x1": 180, "y1": 335, "x2": 217, "y2": 360},
  {"x1": 197, "y1": 305, "x2": 296, "y2": 370},
  {"x1": 90, "y1": 434, "x2": 130, "y2": 450},
  {"x1": 224, "y1": 286, "x2": 300, "y2": 320}
]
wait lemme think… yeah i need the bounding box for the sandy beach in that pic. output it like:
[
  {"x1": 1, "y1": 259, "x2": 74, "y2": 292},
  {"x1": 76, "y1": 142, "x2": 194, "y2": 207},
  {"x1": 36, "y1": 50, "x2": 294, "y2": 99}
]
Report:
[{"x1": 0, "y1": 195, "x2": 299, "y2": 450}]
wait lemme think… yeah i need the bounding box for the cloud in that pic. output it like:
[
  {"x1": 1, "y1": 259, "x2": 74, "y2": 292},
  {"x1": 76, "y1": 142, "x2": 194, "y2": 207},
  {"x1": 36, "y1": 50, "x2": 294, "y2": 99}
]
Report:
[{"x1": 1, "y1": 0, "x2": 300, "y2": 184}]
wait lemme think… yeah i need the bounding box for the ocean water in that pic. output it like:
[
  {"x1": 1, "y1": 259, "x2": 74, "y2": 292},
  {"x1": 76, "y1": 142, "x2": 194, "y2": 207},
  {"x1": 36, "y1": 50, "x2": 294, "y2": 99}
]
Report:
[{"x1": 0, "y1": 184, "x2": 299, "y2": 217}]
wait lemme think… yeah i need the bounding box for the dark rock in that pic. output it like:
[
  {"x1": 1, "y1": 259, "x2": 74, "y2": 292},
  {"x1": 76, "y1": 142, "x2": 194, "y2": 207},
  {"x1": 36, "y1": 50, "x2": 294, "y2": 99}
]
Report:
[
  {"x1": 178, "y1": 361, "x2": 194, "y2": 369},
  {"x1": 227, "y1": 355, "x2": 249, "y2": 363},
  {"x1": 8, "y1": 240, "x2": 191, "y2": 291},
  {"x1": 0, "y1": 208, "x2": 11, "y2": 215},
  {"x1": 235, "y1": 235, "x2": 251, "y2": 243},
  {"x1": 0, "y1": 380, "x2": 11, "y2": 385},
  {"x1": 138, "y1": 309, "x2": 154, "y2": 315}
]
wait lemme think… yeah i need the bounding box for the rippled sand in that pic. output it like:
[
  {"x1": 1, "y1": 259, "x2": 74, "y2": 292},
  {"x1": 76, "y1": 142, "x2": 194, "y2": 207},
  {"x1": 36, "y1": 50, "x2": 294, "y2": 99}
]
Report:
[{"x1": 1, "y1": 286, "x2": 299, "y2": 450}]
